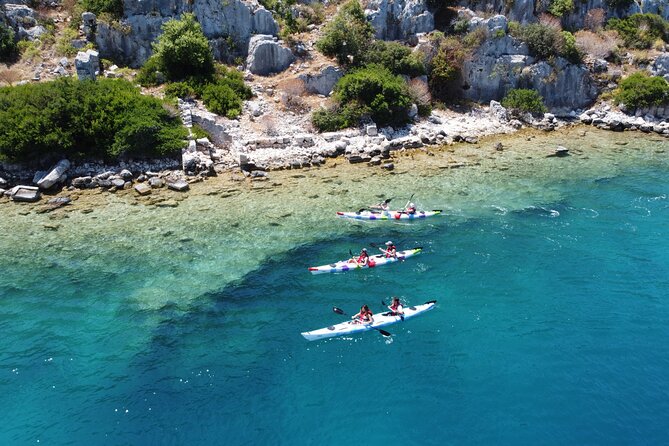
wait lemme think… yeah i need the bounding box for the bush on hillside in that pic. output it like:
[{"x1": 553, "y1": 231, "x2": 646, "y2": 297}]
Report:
[
  {"x1": 607, "y1": 14, "x2": 669, "y2": 49},
  {"x1": 509, "y1": 22, "x2": 561, "y2": 60},
  {"x1": 312, "y1": 65, "x2": 412, "y2": 131},
  {"x1": 428, "y1": 36, "x2": 466, "y2": 100},
  {"x1": 501, "y1": 89, "x2": 547, "y2": 114},
  {"x1": 613, "y1": 72, "x2": 669, "y2": 109},
  {"x1": 548, "y1": 0, "x2": 574, "y2": 17},
  {"x1": 79, "y1": 0, "x2": 124, "y2": 19},
  {"x1": 201, "y1": 81, "x2": 243, "y2": 119},
  {"x1": 141, "y1": 13, "x2": 215, "y2": 83},
  {"x1": 164, "y1": 82, "x2": 196, "y2": 100},
  {"x1": 361, "y1": 41, "x2": 426, "y2": 76},
  {"x1": 0, "y1": 78, "x2": 187, "y2": 163},
  {"x1": 315, "y1": 0, "x2": 375, "y2": 66},
  {"x1": 0, "y1": 23, "x2": 18, "y2": 62},
  {"x1": 561, "y1": 31, "x2": 583, "y2": 64}
]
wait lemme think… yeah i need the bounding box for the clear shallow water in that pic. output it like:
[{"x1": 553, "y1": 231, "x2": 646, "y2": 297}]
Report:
[{"x1": 1, "y1": 129, "x2": 669, "y2": 444}]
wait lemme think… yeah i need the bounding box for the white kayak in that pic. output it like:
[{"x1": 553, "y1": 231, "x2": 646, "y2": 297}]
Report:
[
  {"x1": 308, "y1": 248, "x2": 422, "y2": 274},
  {"x1": 301, "y1": 300, "x2": 437, "y2": 341},
  {"x1": 336, "y1": 210, "x2": 442, "y2": 220}
]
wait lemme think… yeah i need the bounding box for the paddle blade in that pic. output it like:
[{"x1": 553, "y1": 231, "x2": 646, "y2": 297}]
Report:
[
  {"x1": 370, "y1": 242, "x2": 378, "y2": 248},
  {"x1": 378, "y1": 328, "x2": 392, "y2": 337},
  {"x1": 381, "y1": 300, "x2": 387, "y2": 306},
  {"x1": 384, "y1": 198, "x2": 393, "y2": 204},
  {"x1": 333, "y1": 307, "x2": 345, "y2": 315},
  {"x1": 425, "y1": 300, "x2": 437, "y2": 304}
]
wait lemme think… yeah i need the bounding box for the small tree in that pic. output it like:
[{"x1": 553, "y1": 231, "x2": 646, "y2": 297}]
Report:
[
  {"x1": 151, "y1": 13, "x2": 215, "y2": 81},
  {"x1": 0, "y1": 23, "x2": 17, "y2": 62},
  {"x1": 613, "y1": 72, "x2": 669, "y2": 109},
  {"x1": 315, "y1": 0, "x2": 374, "y2": 66},
  {"x1": 502, "y1": 89, "x2": 547, "y2": 114}
]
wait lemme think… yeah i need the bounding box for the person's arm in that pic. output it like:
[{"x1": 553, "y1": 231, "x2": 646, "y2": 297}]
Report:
[{"x1": 397, "y1": 304, "x2": 404, "y2": 314}]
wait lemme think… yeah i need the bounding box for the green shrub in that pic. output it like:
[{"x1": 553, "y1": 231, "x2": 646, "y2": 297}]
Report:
[
  {"x1": 79, "y1": 0, "x2": 124, "y2": 19},
  {"x1": 136, "y1": 55, "x2": 162, "y2": 87},
  {"x1": 509, "y1": 22, "x2": 561, "y2": 60},
  {"x1": 428, "y1": 37, "x2": 466, "y2": 100},
  {"x1": 0, "y1": 78, "x2": 187, "y2": 163},
  {"x1": 164, "y1": 82, "x2": 196, "y2": 99},
  {"x1": 311, "y1": 103, "x2": 365, "y2": 132},
  {"x1": 201, "y1": 81, "x2": 243, "y2": 119},
  {"x1": 561, "y1": 31, "x2": 583, "y2": 64},
  {"x1": 315, "y1": 0, "x2": 375, "y2": 66},
  {"x1": 607, "y1": 14, "x2": 669, "y2": 49},
  {"x1": 0, "y1": 23, "x2": 18, "y2": 62},
  {"x1": 501, "y1": 89, "x2": 547, "y2": 114},
  {"x1": 150, "y1": 13, "x2": 215, "y2": 82},
  {"x1": 333, "y1": 65, "x2": 412, "y2": 126},
  {"x1": 55, "y1": 27, "x2": 79, "y2": 57},
  {"x1": 191, "y1": 124, "x2": 210, "y2": 140},
  {"x1": 613, "y1": 72, "x2": 669, "y2": 109},
  {"x1": 214, "y1": 65, "x2": 253, "y2": 100},
  {"x1": 548, "y1": 0, "x2": 574, "y2": 17},
  {"x1": 361, "y1": 41, "x2": 426, "y2": 76}
]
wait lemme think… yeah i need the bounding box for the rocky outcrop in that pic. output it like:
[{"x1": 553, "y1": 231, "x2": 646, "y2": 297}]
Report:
[
  {"x1": 75, "y1": 49, "x2": 100, "y2": 80},
  {"x1": 462, "y1": 25, "x2": 597, "y2": 111},
  {"x1": 298, "y1": 65, "x2": 343, "y2": 96},
  {"x1": 3, "y1": 4, "x2": 46, "y2": 41},
  {"x1": 246, "y1": 35, "x2": 294, "y2": 75},
  {"x1": 519, "y1": 58, "x2": 598, "y2": 111},
  {"x1": 94, "y1": 1, "x2": 279, "y2": 68},
  {"x1": 365, "y1": 0, "x2": 433, "y2": 41},
  {"x1": 651, "y1": 54, "x2": 669, "y2": 81},
  {"x1": 462, "y1": 35, "x2": 534, "y2": 103}
]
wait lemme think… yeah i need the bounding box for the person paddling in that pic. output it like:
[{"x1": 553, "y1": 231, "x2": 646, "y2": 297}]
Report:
[
  {"x1": 351, "y1": 304, "x2": 374, "y2": 324},
  {"x1": 370, "y1": 199, "x2": 391, "y2": 214},
  {"x1": 387, "y1": 297, "x2": 404, "y2": 317},
  {"x1": 380, "y1": 240, "x2": 397, "y2": 258},
  {"x1": 355, "y1": 248, "x2": 370, "y2": 266},
  {"x1": 405, "y1": 202, "x2": 417, "y2": 215}
]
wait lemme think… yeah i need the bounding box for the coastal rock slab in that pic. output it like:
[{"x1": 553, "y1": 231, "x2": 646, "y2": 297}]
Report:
[
  {"x1": 134, "y1": 183, "x2": 152, "y2": 195},
  {"x1": 246, "y1": 35, "x2": 295, "y2": 76},
  {"x1": 35, "y1": 159, "x2": 70, "y2": 190},
  {"x1": 167, "y1": 180, "x2": 190, "y2": 192},
  {"x1": 10, "y1": 185, "x2": 41, "y2": 202}
]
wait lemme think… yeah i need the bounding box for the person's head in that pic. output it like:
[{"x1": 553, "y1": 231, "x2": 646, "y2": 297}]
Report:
[
  {"x1": 392, "y1": 297, "x2": 400, "y2": 304},
  {"x1": 385, "y1": 241, "x2": 393, "y2": 246},
  {"x1": 409, "y1": 202, "x2": 415, "y2": 208},
  {"x1": 361, "y1": 304, "x2": 369, "y2": 313},
  {"x1": 361, "y1": 248, "x2": 368, "y2": 255}
]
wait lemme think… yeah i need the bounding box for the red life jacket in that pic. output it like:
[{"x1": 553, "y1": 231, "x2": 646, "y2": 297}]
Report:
[
  {"x1": 385, "y1": 245, "x2": 396, "y2": 258},
  {"x1": 358, "y1": 310, "x2": 373, "y2": 321},
  {"x1": 357, "y1": 252, "x2": 368, "y2": 263},
  {"x1": 390, "y1": 301, "x2": 400, "y2": 311}
]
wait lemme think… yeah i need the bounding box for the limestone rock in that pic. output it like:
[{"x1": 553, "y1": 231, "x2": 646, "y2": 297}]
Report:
[
  {"x1": 10, "y1": 185, "x2": 41, "y2": 202},
  {"x1": 35, "y1": 159, "x2": 70, "y2": 190},
  {"x1": 298, "y1": 66, "x2": 343, "y2": 96},
  {"x1": 134, "y1": 183, "x2": 152, "y2": 195},
  {"x1": 246, "y1": 35, "x2": 295, "y2": 76},
  {"x1": 366, "y1": 0, "x2": 434, "y2": 41},
  {"x1": 75, "y1": 49, "x2": 100, "y2": 81},
  {"x1": 167, "y1": 180, "x2": 190, "y2": 192}
]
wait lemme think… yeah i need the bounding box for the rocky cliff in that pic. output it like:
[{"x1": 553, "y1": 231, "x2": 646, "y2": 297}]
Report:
[{"x1": 95, "y1": 0, "x2": 279, "y2": 67}]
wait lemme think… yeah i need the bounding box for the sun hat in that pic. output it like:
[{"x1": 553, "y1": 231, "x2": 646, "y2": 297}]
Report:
[{"x1": 385, "y1": 241, "x2": 393, "y2": 246}]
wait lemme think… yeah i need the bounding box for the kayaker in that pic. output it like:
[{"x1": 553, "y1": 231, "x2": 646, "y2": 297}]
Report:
[
  {"x1": 405, "y1": 202, "x2": 417, "y2": 215},
  {"x1": 355, "y1": 248, "x2": 370, "y2": 266},
  {"x1": 370, "y1": 200, "x2": 390, "y2": 214},
  {"x1": 351, "y1": 304, "x2": 374, "y2": 324},
  {"x1": 381, "y1": 240, "x2": 397, "y2": 258},
  {"x1": 387, "y1": 297, "x2": 404, "y2": 317}
]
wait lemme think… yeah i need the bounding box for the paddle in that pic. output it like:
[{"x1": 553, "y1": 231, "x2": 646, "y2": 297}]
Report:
[
  {"x1": 332, "y1": 307, "x2": 392, "y2": 337},
  {"x1": 381, "y1": 299, "x2": 405, "y2": 321}
]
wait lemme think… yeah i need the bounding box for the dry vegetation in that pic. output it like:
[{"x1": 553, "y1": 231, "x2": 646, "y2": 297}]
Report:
[{"x1": 575, "y1": 30, "x2": 622, "y2": 60}]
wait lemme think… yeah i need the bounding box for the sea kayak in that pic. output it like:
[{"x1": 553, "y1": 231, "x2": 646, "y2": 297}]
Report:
[
  {"x1": 308, "y1": 248, "x2": 422, "y2": 274},
  {"x1": 336, "y1": 210, "x2": 442, "y2": 220},
  {"x1": 301, "y1": 300, "x2": 437, "y2": 341}
]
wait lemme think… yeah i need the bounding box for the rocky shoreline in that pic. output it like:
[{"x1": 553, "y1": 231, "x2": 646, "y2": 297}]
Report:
[{"x1": 1, "y1": 99, "x2": 668, "y2": 207}]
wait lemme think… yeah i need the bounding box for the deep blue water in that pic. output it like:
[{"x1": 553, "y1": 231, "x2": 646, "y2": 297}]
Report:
[{"x1": 2, "y1": 163, "x2": 669, "y2": 444}]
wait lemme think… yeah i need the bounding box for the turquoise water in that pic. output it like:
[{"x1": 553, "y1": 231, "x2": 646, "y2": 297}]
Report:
[{"x1": 1, "y1": 130, "x2": 669, "y2": 444}]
